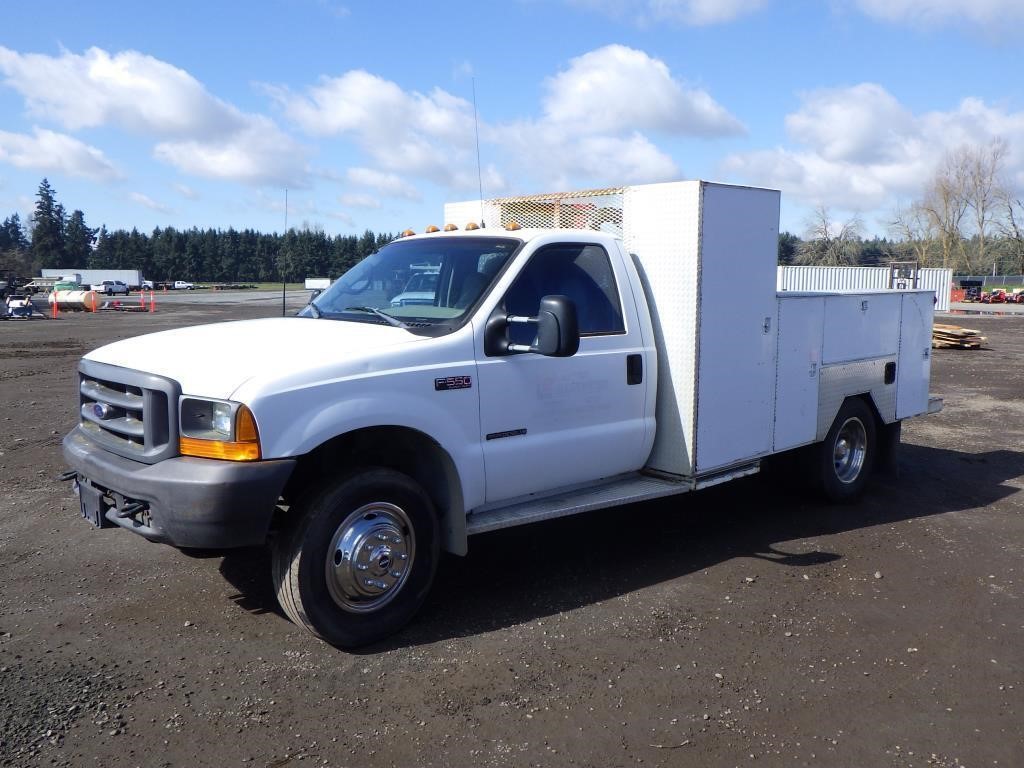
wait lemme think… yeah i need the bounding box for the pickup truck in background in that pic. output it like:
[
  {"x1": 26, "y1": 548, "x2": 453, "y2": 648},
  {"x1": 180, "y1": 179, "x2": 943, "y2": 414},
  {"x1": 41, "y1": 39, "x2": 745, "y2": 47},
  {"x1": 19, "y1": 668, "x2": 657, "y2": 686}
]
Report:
[
  {"x1": 90, "y1": 280, "x2": 129, "y2": 296},
  {"x1": 173, "y1": 280, "x2": 194, "y2": 290},
  {"x1": 61, "y1": 181, "x2": 941, "y2": 648}
]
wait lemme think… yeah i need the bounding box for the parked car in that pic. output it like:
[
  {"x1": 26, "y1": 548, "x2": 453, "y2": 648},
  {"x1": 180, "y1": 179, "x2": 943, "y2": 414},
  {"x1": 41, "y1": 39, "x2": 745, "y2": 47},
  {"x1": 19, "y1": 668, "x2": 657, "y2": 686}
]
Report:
[
  {"x1": 173, "y1": 280, "x2": 194, "y2": 290},
  {"x1": 389, "y1": 268, "x2": 440, "y2": 306},
  {"x1": 91, "y1": 280, "x2": 129, "y2": 296}
]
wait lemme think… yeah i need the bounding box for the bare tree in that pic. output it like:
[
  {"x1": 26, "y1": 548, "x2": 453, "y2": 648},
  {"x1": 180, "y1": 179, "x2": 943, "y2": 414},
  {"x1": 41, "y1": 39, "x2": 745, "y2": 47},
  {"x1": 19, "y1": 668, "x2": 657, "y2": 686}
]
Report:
[
  {"x1": 965, "y1": 139, "x2": 1008, "y2": 274},
  {"x1": 918, "y1": 149, "x2": 970, "y2": 271},
  {"x1": 796, "y1": 205, "x2": 864, "y2": 266},
  {"x1": 889, "y1": 202, "x2": 938, "y2": 266},
  {"x1": 996, "y1": 189, "x2": 1024, "y2": 277}
]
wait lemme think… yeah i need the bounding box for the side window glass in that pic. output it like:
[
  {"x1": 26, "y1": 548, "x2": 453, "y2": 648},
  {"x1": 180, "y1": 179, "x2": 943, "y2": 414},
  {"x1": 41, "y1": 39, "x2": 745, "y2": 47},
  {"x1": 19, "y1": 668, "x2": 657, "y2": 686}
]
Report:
[{"x1": 503, "y1": 243, "x2": 625, "y2": 344}]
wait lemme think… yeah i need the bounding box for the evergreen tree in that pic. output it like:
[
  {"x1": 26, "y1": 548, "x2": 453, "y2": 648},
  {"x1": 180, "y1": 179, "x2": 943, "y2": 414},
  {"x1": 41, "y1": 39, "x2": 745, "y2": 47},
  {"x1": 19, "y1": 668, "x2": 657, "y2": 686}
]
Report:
[
  {"x1": 31, "y1": 178, "x2": 66, "y2": 267},
  {"x1": 64, "y1": 209, "x2": 97, "y2": 266},
  {"x1": 0, "y1": 213, "x2": 29, "y2": 252},
  {"x1": 778, "y1": 232, "x2": 800, "y2": 265}
]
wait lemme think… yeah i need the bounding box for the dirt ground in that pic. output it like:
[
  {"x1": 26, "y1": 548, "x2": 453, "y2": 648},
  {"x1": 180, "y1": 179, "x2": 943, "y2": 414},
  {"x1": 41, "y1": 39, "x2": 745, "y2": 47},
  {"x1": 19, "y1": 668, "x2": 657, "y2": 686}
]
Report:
[{"x1": 1, "y1": 302, "x2": 1021, "y2": 768}]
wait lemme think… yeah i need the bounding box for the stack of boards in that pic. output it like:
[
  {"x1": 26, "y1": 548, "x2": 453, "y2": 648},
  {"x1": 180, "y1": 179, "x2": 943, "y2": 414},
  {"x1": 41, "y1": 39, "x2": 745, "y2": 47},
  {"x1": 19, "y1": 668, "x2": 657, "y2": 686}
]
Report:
[{"x1": 932, "y1": 323, "x2": 986, "y2": 349}]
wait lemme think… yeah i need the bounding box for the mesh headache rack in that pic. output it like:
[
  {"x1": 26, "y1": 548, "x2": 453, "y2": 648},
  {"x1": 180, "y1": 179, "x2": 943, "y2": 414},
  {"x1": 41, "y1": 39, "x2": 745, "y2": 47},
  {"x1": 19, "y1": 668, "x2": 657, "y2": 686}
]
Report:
[{"x1": 446, "y1": 187, "x2": 626, "y2": 236}]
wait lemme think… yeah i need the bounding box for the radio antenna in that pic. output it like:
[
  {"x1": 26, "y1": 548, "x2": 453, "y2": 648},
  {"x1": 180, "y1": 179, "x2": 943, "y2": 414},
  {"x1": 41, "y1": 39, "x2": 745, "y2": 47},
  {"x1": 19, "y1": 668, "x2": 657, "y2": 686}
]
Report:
[
  {"x1": 281, "y1": 187, "x2": 288, "y2": 317},
  {"x1": 472, "y1": 76, "x2": 484, "y2": 227}
]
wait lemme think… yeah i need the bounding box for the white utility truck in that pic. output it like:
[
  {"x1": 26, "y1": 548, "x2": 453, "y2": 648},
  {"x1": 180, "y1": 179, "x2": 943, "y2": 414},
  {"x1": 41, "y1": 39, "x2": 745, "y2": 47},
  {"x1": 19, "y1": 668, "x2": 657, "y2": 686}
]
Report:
[{"x1": 62, "y1": 181, "x2": 941, "y2": 648}]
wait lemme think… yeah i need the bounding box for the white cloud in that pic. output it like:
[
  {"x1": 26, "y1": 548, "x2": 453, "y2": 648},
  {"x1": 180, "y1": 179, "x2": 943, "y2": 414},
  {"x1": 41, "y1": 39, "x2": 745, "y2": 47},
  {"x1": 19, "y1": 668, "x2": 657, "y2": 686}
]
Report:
[
  {"x1": 784, "y1": 84, "x2": 917, "y2": 165},
  {"x1": 0, "y1": 46, "x2": 243, "y2": 137},
  {"x1": 489, "y1": 45, "x2": 741, "y2": 189},
  {"x1": 0, "y1": 46, "x2": 308, "y2": 187},
  {"x1": 492, "y1": 126, "x2": 679, "y2": 190},
  {"x1": 568, "y1": 0, "x2": 765, "y2": 25},
  {"x1": 346, "y1": 168, "x2": 422, "y2": 200},
  {"x1": 542, "y1": 45, "x2": 744, "y2": 138},
  {"x1": 327, "y1": 210, "x2": 355, "y2": 226},
  {"x1": 269, "y1": 71, "x2": 476, "y2": 189},
  {"x1": 723, "y1": 83, "x2": 1024, "y2": 212},
  {"x1": 130, "y1": 192, "x2": 172, "y2": 214},
  {"x1": 173, "y1": 183, "x2": 199, "y2": 200},
  {"x1": 0, "y1": 127, "x2": 121, "y2": 181},
  {"x1": 276, "y1": 45, "x2": 733, "y2": 198},
  {"x1": 854, "y1": 0, "x2": 1024, "y2": 30},
  {"x1": 339, "y1": 193, "x2": 381, "y2": 209},
  {"x1": 154, "y1": 116, "x2": 307, "y2": 187}
]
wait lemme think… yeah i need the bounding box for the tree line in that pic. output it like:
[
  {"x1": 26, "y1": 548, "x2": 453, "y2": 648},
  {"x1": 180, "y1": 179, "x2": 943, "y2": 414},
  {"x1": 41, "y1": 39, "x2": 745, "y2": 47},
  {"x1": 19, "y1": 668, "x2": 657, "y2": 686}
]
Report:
[
  {"x1": 5, "y1": 158, "x2": 1024, "y2": 281},
  {"x1": 0, "y1": 179, "x2": 394, "y2": 282}
]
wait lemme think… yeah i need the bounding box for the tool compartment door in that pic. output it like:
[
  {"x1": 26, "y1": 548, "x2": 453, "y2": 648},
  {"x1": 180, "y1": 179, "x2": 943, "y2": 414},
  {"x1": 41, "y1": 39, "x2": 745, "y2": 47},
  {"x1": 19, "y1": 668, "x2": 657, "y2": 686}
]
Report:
[
  {"x1": 693, "y1": 183, "x2": 780, "y2": 473},
  {"x1": 896, "y1": 291, "x2": 934, "y2": 419},
  {"x1": 774, "y1": 295, "x2": 824, "y2": 452}
]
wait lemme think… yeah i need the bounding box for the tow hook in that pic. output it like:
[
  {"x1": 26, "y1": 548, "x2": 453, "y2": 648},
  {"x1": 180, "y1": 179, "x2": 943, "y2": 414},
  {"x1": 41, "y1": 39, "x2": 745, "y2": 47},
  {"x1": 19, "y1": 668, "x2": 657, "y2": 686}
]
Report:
[
  {"x1": 116, "y1": 502, "x2": 147, "y2": 519},
  {"x1": 58, "y1": 470, "x2": 78, "y2": 482}
]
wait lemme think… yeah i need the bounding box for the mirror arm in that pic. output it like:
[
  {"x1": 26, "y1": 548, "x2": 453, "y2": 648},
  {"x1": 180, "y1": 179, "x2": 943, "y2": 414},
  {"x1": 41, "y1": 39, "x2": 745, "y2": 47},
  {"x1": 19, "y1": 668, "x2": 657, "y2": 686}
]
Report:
[{"x1": 505, "y1": 315, "x2": 540, "y2": 353}]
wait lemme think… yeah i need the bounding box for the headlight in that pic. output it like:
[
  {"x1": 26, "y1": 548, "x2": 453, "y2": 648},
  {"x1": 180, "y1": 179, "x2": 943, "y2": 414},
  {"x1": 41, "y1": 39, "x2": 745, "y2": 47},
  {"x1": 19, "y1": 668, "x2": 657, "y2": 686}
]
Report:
[{"x1": 179, "y1": 397, "x2": 261, "y2": 461}]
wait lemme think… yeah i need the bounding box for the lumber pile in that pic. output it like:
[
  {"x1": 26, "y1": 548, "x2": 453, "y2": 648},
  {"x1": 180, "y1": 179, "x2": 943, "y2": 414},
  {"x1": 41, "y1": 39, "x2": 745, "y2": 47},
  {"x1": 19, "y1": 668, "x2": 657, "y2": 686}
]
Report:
[{"x1": 932, "y1": 323, "x2": 986, "y2": 349}]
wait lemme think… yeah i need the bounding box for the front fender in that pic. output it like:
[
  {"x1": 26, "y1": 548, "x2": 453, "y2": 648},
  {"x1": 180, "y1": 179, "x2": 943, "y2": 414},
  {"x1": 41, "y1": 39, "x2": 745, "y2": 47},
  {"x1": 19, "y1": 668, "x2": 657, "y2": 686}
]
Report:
[{"x1": 245, "y1": 368, "x2": 485, "y2": 515}]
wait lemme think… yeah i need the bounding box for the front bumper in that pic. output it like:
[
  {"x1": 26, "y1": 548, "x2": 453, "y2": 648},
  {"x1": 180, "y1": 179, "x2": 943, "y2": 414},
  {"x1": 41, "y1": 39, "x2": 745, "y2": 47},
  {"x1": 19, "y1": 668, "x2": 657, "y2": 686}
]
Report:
[{"x1": 63, "y1": 427, "x2": 295, "y2": 548}]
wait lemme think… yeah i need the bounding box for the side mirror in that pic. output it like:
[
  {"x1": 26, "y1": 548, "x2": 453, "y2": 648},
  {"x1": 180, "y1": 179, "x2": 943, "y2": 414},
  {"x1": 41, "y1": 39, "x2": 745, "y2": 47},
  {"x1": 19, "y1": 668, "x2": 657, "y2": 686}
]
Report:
[
  {"x1": 484, "y1": 294, "x2": 580, "y2": 357},
  {"x1": 308, "y1": 289, "x2": 323, "y2": 303}
]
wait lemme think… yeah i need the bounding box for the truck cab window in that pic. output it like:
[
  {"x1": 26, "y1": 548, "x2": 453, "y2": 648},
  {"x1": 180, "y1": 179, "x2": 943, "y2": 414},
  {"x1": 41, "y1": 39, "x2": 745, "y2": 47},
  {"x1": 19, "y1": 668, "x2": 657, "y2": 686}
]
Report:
[{"x1": 503, "y1": 243, "x2": 624, "y2": 344}]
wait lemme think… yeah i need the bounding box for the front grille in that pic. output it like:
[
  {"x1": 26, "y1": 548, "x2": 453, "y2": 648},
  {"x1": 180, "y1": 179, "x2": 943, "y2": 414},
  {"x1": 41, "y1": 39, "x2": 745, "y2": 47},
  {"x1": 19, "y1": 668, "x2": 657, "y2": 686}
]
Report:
[{"x1": 78, "y1": 359, "x2": 180, "y2": 464}]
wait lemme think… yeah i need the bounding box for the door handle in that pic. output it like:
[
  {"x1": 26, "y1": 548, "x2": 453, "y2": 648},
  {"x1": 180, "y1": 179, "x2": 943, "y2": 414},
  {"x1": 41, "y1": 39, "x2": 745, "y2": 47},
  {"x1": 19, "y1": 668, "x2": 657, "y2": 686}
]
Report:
[{"x1": 627, "y1": 354, "x2": 643, "y2": 385}]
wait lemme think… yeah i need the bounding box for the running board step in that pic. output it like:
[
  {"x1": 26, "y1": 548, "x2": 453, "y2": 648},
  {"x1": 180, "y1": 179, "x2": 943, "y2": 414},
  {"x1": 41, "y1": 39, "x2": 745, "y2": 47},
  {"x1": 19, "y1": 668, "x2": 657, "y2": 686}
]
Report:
[{"x1": 466, "y1": 475, "x2": 691, "y2": 536}]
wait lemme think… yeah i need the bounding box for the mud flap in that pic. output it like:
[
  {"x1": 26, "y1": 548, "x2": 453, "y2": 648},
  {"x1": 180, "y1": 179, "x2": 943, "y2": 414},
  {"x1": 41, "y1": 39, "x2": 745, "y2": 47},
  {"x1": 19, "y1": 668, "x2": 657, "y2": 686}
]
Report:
[{"x1": 877, "y1": 421, "x2": 901, "y2": 478}]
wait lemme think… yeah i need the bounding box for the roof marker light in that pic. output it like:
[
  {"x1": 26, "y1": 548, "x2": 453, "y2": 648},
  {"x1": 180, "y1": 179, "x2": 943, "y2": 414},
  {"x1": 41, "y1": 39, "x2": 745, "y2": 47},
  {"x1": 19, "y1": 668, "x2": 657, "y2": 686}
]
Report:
[
  {"x1": 425, "y1": 225, "x2": 440, "y2": 233},
  {"x1": 443, "y1": 223, "x2": 458, "y2": 231},
  {"x1": 465, "y1": 222, "x2": 480, "y2": 230}
]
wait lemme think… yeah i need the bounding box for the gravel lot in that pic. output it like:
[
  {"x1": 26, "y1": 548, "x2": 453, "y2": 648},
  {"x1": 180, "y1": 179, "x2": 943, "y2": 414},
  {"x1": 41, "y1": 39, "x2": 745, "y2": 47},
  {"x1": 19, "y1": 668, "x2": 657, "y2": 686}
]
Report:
[{"x1": 1, "y1": 300, "x2": 1021, "y2": 768}]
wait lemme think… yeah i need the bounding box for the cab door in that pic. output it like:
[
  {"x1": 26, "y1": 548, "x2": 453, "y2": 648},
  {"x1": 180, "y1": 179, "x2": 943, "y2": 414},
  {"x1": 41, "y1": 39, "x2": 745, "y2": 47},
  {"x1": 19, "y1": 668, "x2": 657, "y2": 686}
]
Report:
[{"x1": 474, "y1": 239, "x2": 653, "y2": 504}]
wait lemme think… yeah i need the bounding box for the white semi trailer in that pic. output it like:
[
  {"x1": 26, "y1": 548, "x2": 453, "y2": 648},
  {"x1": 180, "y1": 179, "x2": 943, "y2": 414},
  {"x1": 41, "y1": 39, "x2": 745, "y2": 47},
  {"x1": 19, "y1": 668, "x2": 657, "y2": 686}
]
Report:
[
  {"x1": 41, "y1": 268, "x2": 144, "y2": 290},
  {"x1": 62, "y1": 181, "x2": 941, "y2": 647}
]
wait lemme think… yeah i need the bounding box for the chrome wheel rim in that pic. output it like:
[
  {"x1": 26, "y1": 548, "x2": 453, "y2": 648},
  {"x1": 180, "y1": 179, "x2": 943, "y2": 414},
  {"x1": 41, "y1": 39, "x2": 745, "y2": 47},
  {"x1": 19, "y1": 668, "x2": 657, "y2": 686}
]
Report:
[
  {"x1": 833, "y1": 417, "x2": 867, "y2": 484},
  {"x1": 325, "y1": 502, "x2": 415, "y2": 613}
]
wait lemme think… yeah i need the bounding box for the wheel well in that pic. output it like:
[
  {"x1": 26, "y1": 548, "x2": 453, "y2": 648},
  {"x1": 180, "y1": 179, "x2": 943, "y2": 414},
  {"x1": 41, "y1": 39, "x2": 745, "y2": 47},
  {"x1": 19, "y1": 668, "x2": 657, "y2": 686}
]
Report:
[
  {"x1": 282, "y1": 426, "x2": 466, "y2": 555},
  {"x1": 851, "y1": 392, "x2": 885, "y2": 431}
]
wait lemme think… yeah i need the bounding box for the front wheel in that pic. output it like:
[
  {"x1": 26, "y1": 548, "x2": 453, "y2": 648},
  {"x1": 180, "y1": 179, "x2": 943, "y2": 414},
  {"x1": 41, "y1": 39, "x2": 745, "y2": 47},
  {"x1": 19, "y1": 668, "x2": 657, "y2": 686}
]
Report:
[
  {"x1": 815, "y1": 398, "x2": 877, "y2": 503},
  {"x1": 272, "y1": 468, "x2": 439, "y2": 648}
]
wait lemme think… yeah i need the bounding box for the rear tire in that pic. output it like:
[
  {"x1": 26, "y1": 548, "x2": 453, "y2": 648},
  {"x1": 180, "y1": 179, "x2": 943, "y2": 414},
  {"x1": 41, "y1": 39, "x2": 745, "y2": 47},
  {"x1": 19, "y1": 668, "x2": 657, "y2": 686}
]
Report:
[
  {"x1": 272, "y1": 468, "x2": 439, "y2": 648},
  {"x1": 816, "y1": 398, "x2": 876, "y2": 503}
]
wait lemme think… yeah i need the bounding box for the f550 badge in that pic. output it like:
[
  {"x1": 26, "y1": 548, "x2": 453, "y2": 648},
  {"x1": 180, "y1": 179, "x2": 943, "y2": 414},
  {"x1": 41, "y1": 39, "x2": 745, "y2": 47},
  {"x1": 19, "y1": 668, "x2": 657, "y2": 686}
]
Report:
[{"x1": 435, "y1": 375, "x2": 472, "y2": 391}]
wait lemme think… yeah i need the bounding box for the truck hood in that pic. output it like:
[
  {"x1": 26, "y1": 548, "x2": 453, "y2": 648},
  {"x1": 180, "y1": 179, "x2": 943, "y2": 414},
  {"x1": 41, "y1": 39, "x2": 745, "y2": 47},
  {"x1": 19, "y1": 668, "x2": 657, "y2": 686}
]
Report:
[{"x1": 84, "y1": 318, "x2": 427, "y2": 399}]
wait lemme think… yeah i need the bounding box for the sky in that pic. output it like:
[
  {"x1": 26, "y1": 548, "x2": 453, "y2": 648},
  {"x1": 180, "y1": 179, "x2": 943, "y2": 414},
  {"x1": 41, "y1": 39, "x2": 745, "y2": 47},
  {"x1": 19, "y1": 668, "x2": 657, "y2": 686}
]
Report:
[{"x1": 1, "y1": 0, "x2": 1022, "y2": 240}]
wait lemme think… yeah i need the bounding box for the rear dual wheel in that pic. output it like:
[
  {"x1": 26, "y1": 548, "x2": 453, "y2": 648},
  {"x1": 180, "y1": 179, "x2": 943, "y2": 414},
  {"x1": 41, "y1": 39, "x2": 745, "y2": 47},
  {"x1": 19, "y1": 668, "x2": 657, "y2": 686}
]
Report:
[{"x1": 272, "y1": 468, "x2": 439, "y2": 648}]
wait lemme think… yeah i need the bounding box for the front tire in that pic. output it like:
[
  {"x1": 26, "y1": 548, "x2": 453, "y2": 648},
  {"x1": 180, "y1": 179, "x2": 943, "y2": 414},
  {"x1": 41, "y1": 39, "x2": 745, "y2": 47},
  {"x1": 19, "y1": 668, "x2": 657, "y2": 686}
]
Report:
[
  {"x1": 816, "y1": 398, "x2": 876, "y2": 503},
  {"x1": 272, "y1": 468, "x2": 439, "y2": 648}
]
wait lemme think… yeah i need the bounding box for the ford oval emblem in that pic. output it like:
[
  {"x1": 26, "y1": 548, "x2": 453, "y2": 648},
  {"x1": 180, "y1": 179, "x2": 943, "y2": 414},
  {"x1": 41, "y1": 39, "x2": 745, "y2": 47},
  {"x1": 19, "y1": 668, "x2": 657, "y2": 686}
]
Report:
[{"x1": 93, "y1": 402, "x2": 113, "y2": 420}]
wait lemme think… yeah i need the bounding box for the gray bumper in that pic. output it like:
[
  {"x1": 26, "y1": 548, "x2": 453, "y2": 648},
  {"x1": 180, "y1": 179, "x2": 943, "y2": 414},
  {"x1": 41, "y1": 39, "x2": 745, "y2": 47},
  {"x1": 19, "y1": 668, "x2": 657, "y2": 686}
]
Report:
[{"x1": 63, "y1": 427, "x2": 295, "y2": 548}]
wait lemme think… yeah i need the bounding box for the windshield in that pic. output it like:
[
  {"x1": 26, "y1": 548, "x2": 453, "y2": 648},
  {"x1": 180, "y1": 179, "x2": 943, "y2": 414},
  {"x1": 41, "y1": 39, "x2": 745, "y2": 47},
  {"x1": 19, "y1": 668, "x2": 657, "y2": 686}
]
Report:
[{"x1": 300, "y1": 236, "x2": 521, "y2": 331}]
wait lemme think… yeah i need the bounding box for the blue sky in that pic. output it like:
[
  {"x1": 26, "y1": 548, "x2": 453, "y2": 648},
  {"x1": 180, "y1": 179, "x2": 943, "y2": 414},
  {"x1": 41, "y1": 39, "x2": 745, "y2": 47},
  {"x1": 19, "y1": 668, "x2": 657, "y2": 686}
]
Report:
[{"x1": 1, "y1": 0, "x2": 1022, "y2": 239}]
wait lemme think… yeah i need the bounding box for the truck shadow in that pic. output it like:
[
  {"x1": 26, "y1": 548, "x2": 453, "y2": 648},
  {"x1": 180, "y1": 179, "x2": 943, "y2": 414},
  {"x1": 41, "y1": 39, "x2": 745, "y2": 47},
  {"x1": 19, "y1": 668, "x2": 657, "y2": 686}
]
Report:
[{"x1": 216, "y1": 442, "x2": 1024, "y2": 651}]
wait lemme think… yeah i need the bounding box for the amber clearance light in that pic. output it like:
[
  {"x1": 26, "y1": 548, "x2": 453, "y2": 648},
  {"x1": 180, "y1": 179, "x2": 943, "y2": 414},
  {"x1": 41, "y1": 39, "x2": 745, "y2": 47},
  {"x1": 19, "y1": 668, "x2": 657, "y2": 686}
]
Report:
[{"x1": 179, "y1": 404, "x2": 261, "y2": 461}]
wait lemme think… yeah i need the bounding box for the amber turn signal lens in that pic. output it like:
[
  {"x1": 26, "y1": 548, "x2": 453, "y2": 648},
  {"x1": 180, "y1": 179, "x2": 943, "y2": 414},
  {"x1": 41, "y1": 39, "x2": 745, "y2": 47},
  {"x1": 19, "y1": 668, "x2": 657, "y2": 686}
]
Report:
[
  {"x1": 179, "y1": 437, "x2": 260, "y2": 461},
  {"x1": 236, "y1": 405, "x2": 259, "y2": 443},
  {"x1": 179, "y1": 405, "x2": 261, "y2": 461}
]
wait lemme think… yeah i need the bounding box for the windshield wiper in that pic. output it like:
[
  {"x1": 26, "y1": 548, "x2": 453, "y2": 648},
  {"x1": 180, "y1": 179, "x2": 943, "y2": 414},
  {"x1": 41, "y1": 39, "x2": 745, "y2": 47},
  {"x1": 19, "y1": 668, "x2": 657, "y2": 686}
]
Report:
[{"x1": 344, "y1": 306, "x2": 409, "y2": 329}]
